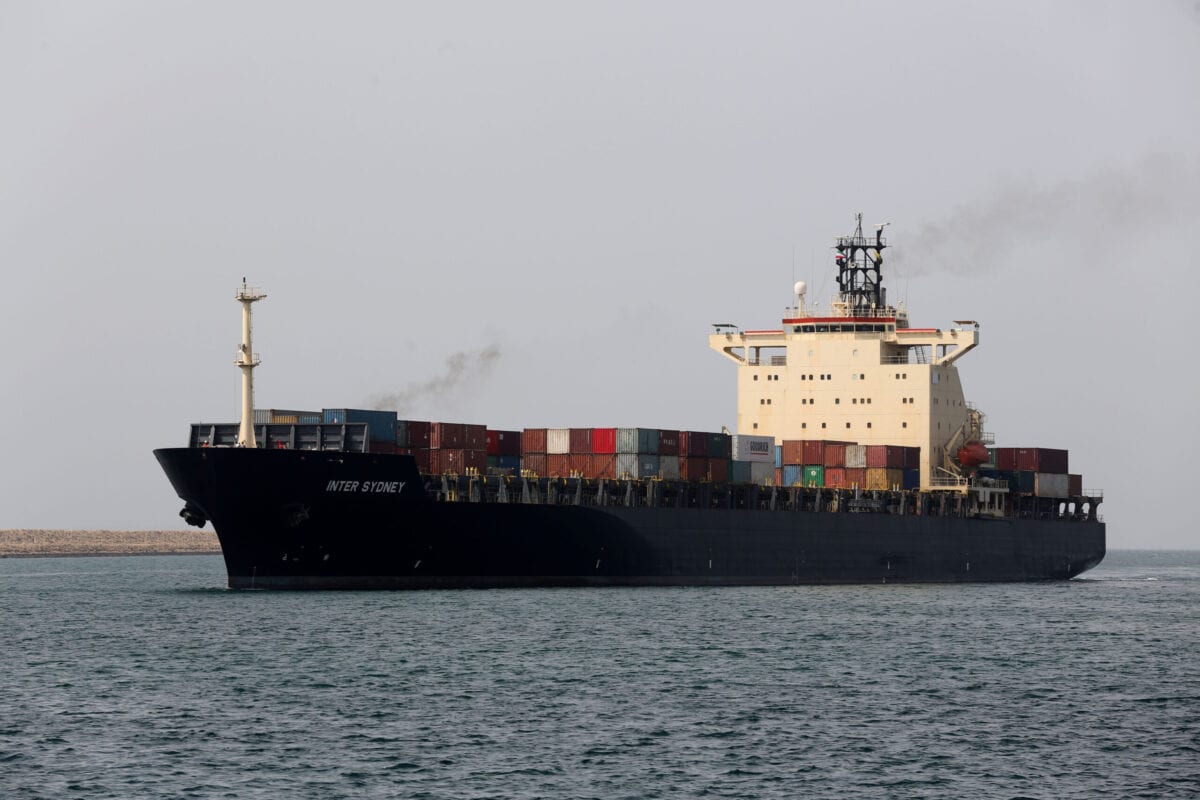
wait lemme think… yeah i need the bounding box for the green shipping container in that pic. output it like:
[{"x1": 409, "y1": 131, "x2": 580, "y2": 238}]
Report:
[{"x1": 804, "y1": 465, "x2": 824, "y2": 488}]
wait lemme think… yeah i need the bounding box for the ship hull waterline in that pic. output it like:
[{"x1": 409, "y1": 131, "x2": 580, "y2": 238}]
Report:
[{"x1": 155, "y1": 448, "x2": 1106, "y2": 590}]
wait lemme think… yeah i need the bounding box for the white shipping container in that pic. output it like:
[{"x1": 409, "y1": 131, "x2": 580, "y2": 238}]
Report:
[
  {"x1": 845, "y1": 444, "x2": 867, "y2": 469},
  {"x1": 659, "y1": 455, "x2": 681, "y2": 480},
  {"x1": 1034, "y1": 472, "x2": 1069, "y2": 498},
  {"x1": 732, "y1": 435, "x2": 775, "y2": 463},
  {"x1": 547, "y1": 428, "x2": 571, "y2": 455},
  {"x1": 615, "y1": 453, "x2": 660, "y2": 479},
  {"x1": 750, "y1": 460, "x2": 775, "y2": 484}
]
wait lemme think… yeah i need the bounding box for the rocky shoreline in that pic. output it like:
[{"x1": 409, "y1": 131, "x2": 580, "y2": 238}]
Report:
[{"x1": 0, "y1": 530, "x2": 221, "y2": 557}]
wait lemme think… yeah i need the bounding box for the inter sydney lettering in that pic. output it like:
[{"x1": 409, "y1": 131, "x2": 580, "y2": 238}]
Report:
[{"x1": 325, "y1": 480, "x2": 406, "y2": 494}]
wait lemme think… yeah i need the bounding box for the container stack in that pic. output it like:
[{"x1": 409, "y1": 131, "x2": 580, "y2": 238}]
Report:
[
  {"x1": 254, "y1": 409, "x2": 321, "y2": 424},
  {"x1": 779, "y1": 440, "x2": 919, "y2": 489},
  {"x1": 486, "y1": 429, "x2": 522, "y2": 474},
  {"x1": 515, "y1": 427, "x2": 733, "y2": 480},
  {"x1": 983, "y1": 447, "x2": 1076, "y2": 498}
]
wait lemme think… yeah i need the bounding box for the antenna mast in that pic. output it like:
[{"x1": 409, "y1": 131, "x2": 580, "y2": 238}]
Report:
[
  {"x1": 235, "y1": 278, "x2": 266, "y2": 447},
  {"x1": 834, "y1": 212, "x2": 890, "y2": 313}
]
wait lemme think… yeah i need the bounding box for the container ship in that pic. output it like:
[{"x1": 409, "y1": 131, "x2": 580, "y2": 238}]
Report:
[{"x1": 155, "y1": 217, "x2": 1105, "y2": 589}]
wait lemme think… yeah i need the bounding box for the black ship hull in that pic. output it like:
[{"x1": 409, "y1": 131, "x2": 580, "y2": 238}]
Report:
[{"x1": 155, "y1": 448, "x2": 1106, "y2": 589}]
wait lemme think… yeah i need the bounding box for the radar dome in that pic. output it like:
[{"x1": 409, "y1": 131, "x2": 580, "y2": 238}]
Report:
[{"x1": 793, "y1": 281, "x2": 807, "y2": 296}]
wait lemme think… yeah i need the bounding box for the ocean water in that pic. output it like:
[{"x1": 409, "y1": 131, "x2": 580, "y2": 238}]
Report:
[{"x1": 1, "y1": 551, "x2": 1197, "y2": 800}]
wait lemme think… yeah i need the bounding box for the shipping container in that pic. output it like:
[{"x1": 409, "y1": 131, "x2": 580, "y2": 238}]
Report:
[
  {"x1": 780, "y1": 440, "x2": 805, "y2": 465},
  {"x1": 1034, "y1": 472, "x2": 1070, "y2": 498},
  {"x1": 865, "y1": 445, "x2": 906, "y2": 469},
  {"x1": 803, "y1": 465, "x2": 824, "y2": 488},
  {"x1": 730, "y1": 460, "x2": 752, "y2": 484},
  {"x1": 430, "y1": 421, "x2": 465, "y2": 449},
  {"x1": 592, "y1": 428, "x2": 617, "y2": 454},
  {"x1": 323, "y1": 408, "x2": 398, "y2": 443},
  {"x1": 774, "y1": 467, "x2": 783, "y2": 486},
  {"x1": 732, "y1": 435, "x2": 775, "y2": 463},
  {"x1": 547, "y1": 428, "x2": 571, "y2": 455},
  {"x1": 590, "y1": 453, "x2": 618, "y2": 479},
  {"x1": 1068, "y1": 473, "x2": 1082, "y2": 496},
  {"x1": 845, "y1": 444, "x2": 867, "y2": 469},
  {"x1": 998, "y1": 470, "x2": 1036, "y2": 493},
  {"x1": 568, "y1": 428, "x2": 592, "y2": 454},
  {"x1": 774, "y1": 445, "x2": 783, "y2": 469},
  {"x1": 486, "y1": 429, "x2": 522, "y2": 457},
  {"x1": 546, "y1": 453, "x2": 572, "y2": 476},
  {"x1": 464, "y1": 424, "x2": 487, "y2": 451},
  {"x1": 486, "y1": 454, "x2": 522, "y2": 473},
  {"x1": 400, "y1": 420, "x2": 431, "y2": 448},
  {"x1": 709, "y1": 458, "x2": 730, "y2": 483},
  {"x1": 782, "y1": 465, "x2": 804, "y2": 486},
  {"x1": 1016, "y1": 448, "x2": 1069, "y2": 474},
  {"x1": 802, "y1": 440, "x2": 853, "y2": 466},
  {"x1": 616, "y1": 453, "x2": 660, "y2": 479},
  {"x1": 902, "y1": 468, "x2": 921, "y2": 490},
  {"x1": 904, "y1": 446, "x2": 920, "y2": 470},
  {"x1": 658, "y1": 429, "x2": 681, "y2": 456},
  {"x1": 823, "y1": 444, "x2": 847, "y2": 468},
  {"x1": 846, "y1": 467, "x2": 866, "y2": 487},
  {"x1": 522, "y1": 453, "x2": 547, "y2": 476},
  {"x1": 679, "y1": 431, "x2": 709, "y2": 457},
  {"x1": 750, "y1": 461, "x2": 775, "y2": 485},
  {"x1": 521, "y1": 428, "x2": 547, "y2": 455},
  {"x1": 255, "y1": 408, "x2": 320, "y2": 425},
  {"x1": 429, "y1": 448, "x2": 487, "y2": 474},
  {"x1": 864, "y1": 467, "x2": 904, "y2": 490},
  {"x1": 708, "y1": 433, "x2": 732, "y2": 459},
  {"x1": 567, "y1": 453, "x2": 590, "y2": 476},
  {"x1": 994, "y1": 447, "x2": 1019, "y2": 471},
  {"x1": 825, "y1": 467, "x2": 847, "y2": 487},
  {"x1": 406, "y1": 448, "x2": 431, "y2": 473},
  {"x1": 659, "y1": 455, "x2": 681, "y2": 480},
  {"x1": 679, "y1": 457, "x2": 709, "y2": 481},
  {"x1": 367, "y1": 441, "x2": 396, "y2": 455},
  {"x1": 616, "y1": 428, "x2": 659, "y2": 455}
]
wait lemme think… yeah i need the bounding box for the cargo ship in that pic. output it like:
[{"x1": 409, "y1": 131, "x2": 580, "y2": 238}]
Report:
[{"x1": 155, "y1": 219, "x2": 1105, "y2": 589}]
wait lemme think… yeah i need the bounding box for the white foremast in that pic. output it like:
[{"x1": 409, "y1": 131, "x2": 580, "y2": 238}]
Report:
[{"x1": 235, "y1": 279, "x2": 266, "y2": 447}]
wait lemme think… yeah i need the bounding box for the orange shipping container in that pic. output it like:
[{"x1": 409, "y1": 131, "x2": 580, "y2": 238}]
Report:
[
  {"x1": 521, "y1": 428, "x2": 548, "y2": 454},
  {"x1": 590, "y1": 453, "x2": 618, "y2": 479}
]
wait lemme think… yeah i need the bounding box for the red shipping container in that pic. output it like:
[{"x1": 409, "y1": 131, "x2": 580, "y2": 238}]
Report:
[
  {"x1": 590, "y1": 453, "x2": 618, "y2": 479},
  {"x1": 823, "y1": 444, "x2": 847, "y2": 468},
  {"x1": 405, "y1": 420, "x2": 431, "y2": 448},
  {"x1": 802, "y1": 440, "x2": 853, "y2": 466},
  {"x1": 569, "y1": 453, "x2": 590, "y2": 476},
  {"x1": 679, "y1": 456, "x2": 709, "y2": 481},
  {"x1": 825, "y1": 467, "x2": 847, "y2": 487},
  {"x1": 994, "y1": 447, "x2": 1018, "y2": 470},
  {"x1": 546, "y1": 454, "x2": 572, "y2": 476},
  {"x1": 464, "y1": 424, "x2": 487, "y2": 451},
  {"x1": 774, "y1": 467, "x2": 782, "y2": 486},
  {"x1": 429, "y1": 448, "x2": 487, "y2": 474},
  {"x1": 591, "y1": 428, "x2": 617, "y2": 454},
  {"x1": 1016, "y1": 447, "x2": 1069, "y2": 473},
  {"x1": 780, "y1": 440, "x2": 804, "y2": 465},
  {"x1": 431, "y1": 422, "x2": 465, "y2": 449},
  {"x1": 658, "y1": 429, "x2": 680, "y2": 456},
  {"x1": 1068, "y1": 473, "x2": 1082, "y2": 496},
  {"x1": 486, "y1": 429, "x2": 522, "y2": 457},
  {"x1": 865, "y1": 445, "x2": 907, "y2": 468},
  {"x1": 709, "y1": 458, "x2": 729, "y2": 482},
  {"x1": 368, "y1": 441, "x2": 396, "y2": 454},
  {"x1": 522, "y1": 453, "x2": 547, "y2": 476},
  {"x1": 679, "y1": 431, "x2": 709, "y2": 457},
  {"x1": 846, "y1": 468, "x2": 866, "y2": 487},
  {"x1": 522, "y1": 428, "x2": 548, "y2": 454},
  {"x1": 569, "y1": 428, "x2": 592, "y2": 454}
]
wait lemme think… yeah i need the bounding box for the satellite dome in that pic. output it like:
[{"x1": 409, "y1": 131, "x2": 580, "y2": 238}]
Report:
[{"x1": 793, "y1": 281, "x2": 807, "y2": 296}]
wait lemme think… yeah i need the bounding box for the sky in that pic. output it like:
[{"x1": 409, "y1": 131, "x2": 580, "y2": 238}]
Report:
[{"x1": 1, "y1": 1, "x2": 1197, "y2": 548}]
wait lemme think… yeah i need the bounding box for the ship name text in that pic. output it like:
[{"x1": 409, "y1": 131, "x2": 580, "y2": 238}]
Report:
[{"x1": 325, "y1": 480, "x2": 406, "y2": 494}]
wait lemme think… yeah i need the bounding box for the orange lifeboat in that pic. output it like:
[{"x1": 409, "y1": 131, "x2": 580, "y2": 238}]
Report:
[{"x1": 957, "y1": 441, "x2": 989, "y2": 468}]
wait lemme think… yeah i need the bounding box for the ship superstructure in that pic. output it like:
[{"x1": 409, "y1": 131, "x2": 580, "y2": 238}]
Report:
[{"x1": 709, "y1": 215, "x2": 987, "y2": 491}]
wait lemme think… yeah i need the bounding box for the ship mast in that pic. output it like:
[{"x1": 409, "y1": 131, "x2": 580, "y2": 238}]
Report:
[
  {"x1": 235, "y1": 279, "x2": 266, "y2": 447},
  {"x1": 834, "y1": 212, "x2": 889, "y2": 314}
]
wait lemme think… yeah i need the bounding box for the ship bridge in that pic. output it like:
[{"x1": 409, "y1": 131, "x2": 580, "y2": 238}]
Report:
[{"x1": 708, "y1": 215, "x2": 982, "y2": 491}]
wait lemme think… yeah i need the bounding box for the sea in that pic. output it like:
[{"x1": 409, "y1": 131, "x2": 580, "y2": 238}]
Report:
[{"x1": 1, "y1": 550, "x2": 1196, "y2": 800}]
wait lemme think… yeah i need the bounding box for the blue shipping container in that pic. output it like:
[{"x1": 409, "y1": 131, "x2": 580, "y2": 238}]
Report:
[
  {"x1": 322, "y1": 408, "x2": 398, "y2": 443},
  {"x1": 782, "y1": 465, "x2": 804, "y2": 487},
  {"x1": 774, "y1": 445, "x2": 783, "y2": 469},
  {"x1": 730, "y1": 460, "x2": 752, "y2": 483},
  {"x1": 902, "y1": 468, "x2": 921, "y2": 490}
]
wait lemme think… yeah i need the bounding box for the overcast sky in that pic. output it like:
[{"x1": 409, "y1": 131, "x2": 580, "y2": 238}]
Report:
[{"x1": 2, "y1": 1, "x2": 1197, "y2": 549}]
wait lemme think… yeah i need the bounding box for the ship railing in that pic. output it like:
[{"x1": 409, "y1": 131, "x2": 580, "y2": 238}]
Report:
[
  {"x1": 927, "y1": 476, "x2": 969, "y2": 489},
  {"x1": 747, "y1": 356, "x2": 787, "y2": 366}
]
